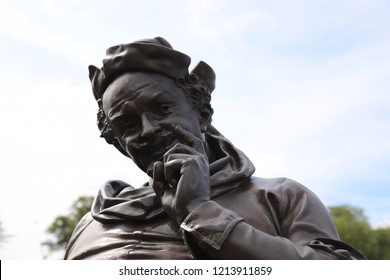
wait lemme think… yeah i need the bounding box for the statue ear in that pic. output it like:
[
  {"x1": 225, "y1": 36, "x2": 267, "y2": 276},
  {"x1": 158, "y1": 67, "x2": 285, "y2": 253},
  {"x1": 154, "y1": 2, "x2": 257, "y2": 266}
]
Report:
[
  {"x1": 190, "y1": 61, "x2": 215, "y2": 132},
  {"x1": 199, "y1": 105, "x2": 213, "y2": 132},
  {"x1": 96, "y1": 105, "x2": 130, "y2": 158}
]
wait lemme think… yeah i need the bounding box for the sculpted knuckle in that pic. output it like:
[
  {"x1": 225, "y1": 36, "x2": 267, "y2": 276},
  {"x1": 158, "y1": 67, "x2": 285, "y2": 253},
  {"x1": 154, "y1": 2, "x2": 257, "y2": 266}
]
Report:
[{"x1": 182, "y1": 156, "x2": 207, "y2": 171}]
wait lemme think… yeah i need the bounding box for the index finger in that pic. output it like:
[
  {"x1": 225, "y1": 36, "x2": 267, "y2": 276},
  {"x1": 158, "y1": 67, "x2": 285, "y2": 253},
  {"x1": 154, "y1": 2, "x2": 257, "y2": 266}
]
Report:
[{"x1": 174, "y1": 125, "x2": 206, "y2": 155}]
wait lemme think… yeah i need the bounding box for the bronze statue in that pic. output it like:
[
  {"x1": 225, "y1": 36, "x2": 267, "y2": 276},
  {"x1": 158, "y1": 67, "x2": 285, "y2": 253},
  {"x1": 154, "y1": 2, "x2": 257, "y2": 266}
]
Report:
[{"x1": 65, "y1": 37, "x2": 366, "y2": 259}]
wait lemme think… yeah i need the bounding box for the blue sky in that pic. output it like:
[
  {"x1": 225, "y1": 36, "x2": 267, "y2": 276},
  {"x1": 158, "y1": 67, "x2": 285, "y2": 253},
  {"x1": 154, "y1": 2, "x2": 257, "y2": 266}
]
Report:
[{"x1": 0, "y1": 0, "x2": 389, "y2": 259}]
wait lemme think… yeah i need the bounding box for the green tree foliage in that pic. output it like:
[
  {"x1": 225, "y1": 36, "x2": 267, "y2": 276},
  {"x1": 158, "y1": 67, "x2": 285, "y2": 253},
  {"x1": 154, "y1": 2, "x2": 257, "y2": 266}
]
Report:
[
  {"x1": 372, "y1": 227, "x2": 390, "y2": 260},
  {"x1": 329, "y1": 205, "x2": 390, "y2": 260},
  {"x1": 46, "y1": 196, "x2": 94, "y2": 251},
  {"x1": 329, "y1": 205, "x2": 373, "y2": 256}
]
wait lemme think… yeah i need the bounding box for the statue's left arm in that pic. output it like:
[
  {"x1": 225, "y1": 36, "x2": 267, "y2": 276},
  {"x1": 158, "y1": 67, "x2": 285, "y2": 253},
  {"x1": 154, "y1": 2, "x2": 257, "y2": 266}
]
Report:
[{"x1": 179, "y1": 180, "x2": 366, "y2": 260}]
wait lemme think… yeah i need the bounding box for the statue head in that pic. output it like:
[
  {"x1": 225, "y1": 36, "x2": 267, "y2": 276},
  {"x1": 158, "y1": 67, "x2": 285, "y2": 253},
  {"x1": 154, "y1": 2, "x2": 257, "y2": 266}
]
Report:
[{"x1": 88, "y1": 37, "x2": 216, "y2": 174}]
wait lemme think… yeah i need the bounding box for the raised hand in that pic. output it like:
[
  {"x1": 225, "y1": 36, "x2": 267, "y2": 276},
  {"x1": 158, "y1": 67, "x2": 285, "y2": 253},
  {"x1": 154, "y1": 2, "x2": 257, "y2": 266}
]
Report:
[{"x1": 151, "y1": 125, "x2": 211, "y2": 224}]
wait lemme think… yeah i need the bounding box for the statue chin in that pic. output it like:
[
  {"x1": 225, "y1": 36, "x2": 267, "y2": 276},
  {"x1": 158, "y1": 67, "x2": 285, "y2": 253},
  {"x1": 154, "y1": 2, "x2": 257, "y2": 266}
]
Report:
[
  {"x1": 133, "y1": 157, "x2": 159, "y2": 177},
  {"x1": 135, "y1": 141, "x2": 179, "y2": 177}
]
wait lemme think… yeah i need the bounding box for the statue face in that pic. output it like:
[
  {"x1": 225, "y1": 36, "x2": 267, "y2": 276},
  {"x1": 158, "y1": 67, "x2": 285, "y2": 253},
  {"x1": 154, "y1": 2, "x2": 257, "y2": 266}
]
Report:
[{"x1": 102, "y1": 72, "x2": 203, "y2": 175}]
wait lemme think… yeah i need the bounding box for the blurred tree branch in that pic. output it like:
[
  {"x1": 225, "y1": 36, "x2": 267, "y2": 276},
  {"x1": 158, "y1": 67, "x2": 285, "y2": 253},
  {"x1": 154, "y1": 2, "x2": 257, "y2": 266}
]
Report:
[
  {"x1": 46, "y1": 196, "x2": 94, "y2": 252},
  {"x1": 329, "y1": 205, "x2": 390, "y2": 260}
]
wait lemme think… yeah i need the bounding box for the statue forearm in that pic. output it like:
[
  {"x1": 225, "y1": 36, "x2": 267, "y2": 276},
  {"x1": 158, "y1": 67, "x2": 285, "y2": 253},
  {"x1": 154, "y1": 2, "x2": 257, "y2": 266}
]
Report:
[{"x1": 180, "y1": 200, "x2": 359, "y2": 260}]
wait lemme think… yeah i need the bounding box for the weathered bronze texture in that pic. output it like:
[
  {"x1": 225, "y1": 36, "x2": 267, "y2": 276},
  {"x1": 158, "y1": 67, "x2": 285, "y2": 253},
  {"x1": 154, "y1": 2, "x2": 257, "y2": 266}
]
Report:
[{"x1": 65, "y1": 37, "x2": 366, "y2": 259}]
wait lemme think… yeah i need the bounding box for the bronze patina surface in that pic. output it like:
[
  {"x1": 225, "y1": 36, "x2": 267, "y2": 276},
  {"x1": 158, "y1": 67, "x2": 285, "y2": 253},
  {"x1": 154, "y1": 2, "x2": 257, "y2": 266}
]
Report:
[{"x1": 65, "y1": 37, "x2": 366, "y2": 260}]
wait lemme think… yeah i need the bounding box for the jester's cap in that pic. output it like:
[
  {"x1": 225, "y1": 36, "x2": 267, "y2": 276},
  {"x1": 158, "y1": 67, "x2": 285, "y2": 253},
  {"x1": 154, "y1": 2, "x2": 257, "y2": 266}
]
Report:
[{"x1": 89, "y1": 37, "x2": 216, "y2": 102}]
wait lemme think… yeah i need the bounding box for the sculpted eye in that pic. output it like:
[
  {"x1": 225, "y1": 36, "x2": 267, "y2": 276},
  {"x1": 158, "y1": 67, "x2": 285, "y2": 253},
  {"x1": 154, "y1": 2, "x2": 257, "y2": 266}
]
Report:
[
  {"x1": 123, "y1": 121, "x2": 139, "y2": 134},
  {"x1": 158, "y1": 104, "x2": 174, "y2": 115}
]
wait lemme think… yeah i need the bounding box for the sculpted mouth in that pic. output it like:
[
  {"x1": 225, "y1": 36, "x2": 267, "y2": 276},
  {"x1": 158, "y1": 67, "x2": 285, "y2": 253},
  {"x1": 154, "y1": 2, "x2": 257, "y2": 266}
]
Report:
[
  {"x1": 134, "y1": 135, "x2": 177, "y2": 176},
  {"x1": 147, "y1": 140, "x2": 177, "y2": 173}
]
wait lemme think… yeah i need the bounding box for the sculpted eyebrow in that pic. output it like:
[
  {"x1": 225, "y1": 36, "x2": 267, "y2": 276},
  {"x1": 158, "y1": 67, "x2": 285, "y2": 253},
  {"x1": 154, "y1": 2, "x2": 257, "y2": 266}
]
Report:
[
  {"x1": 108, "y1": 91, "x2": 172, "y2": 122},
  {"x1": 108, "y1": 103, "x2": 134, "y2": 124},
  {"x1": 152, "y1": 89, "x2": 175, "y2": 100},
  {"x1": 110, "y1": 111, "x2": 135, "y2": 124}
]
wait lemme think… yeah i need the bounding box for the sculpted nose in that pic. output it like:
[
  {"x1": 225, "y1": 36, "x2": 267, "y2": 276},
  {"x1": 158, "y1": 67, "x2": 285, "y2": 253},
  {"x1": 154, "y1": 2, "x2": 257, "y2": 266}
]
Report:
[{"x1": 140, "y1": 114, "x2": 161, "y2": 138}]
